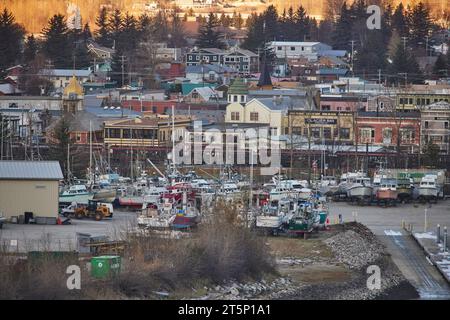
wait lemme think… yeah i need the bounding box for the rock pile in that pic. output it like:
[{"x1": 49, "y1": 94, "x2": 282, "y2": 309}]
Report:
[
  {"x1": 196, "y1": 277, "x2": 299, "y2": 300},
  {"x1": 324, "y1": 229, "x2": 385, "y2": 269}
]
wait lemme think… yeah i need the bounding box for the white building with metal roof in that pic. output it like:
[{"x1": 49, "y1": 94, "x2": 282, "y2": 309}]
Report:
[{"x1": 0, "y1": 161, "x2": 63, "y2": 221}]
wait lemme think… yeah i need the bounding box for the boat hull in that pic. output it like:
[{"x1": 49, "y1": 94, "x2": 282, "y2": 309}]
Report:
[
  {"x1": 347, "y1": 186, "x2": 373, "y2": 199},
  {"x1": 376, "y1": 189, "x2": 398, "y2": 200},
  {"x1": 418, "y1": 188, "x2": 438, "y2": 199},
  {"x1": 59, "y1": 193, "x2": 94, "y2": 204},
  {"x1": 93, "y1": 190, "x2": 117, "y2": 203}
]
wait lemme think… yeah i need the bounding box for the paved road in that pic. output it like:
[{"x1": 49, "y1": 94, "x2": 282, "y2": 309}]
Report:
[
  {"x1": 329, "y1": 201, "x2": 450, "y2": 299},
  {"x1": 0, "y1": 211, "x2": 137, "y2": 252}
]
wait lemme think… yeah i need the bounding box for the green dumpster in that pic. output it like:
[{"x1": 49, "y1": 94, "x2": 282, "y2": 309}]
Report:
[{"x1": 90, "y1": 256, "x2": 121, "y2": 279}]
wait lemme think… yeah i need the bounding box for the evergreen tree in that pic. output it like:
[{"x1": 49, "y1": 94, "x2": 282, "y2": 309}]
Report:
[
  {"x1": 121, "y1": 12, "x2": 139, "y2": 54},
  {"x1": 261, "y1": 5, "x2": 279, "y2": 42},
  {"x1": 42, "y1": 14, "x2": 72, "y2": 68},
  {"x1": 241, "y1": 13, "x2": 264, "y2": 51},
  {"x1": 433, "y1": 54, "x2": 448, "y2": 77},
  {"x1": 0, "y1": 8, "x2": 25, "y2": 72},
  {"x1": 109, "y1": 9, "x2": 123, "y2": 48},
  {"x1": 332, "y1": 2, "x2": 353, "y2": 50},
  {"x1": 422, "y1": 141, "x2": 440, "y2": 168},
  {"x1": 195, "y1": 12, "x2": 224, "y2": 49},
  {"x1": 73, "y1": 40, "x2": 91, "y2": 69},
  {"x1": 23, "y1": 34, "x2": 38, "y2": 64},
  {"x1": 110, "y1": 48, "x2": 126, "y2": 87},
  {"x1": 388, "y1": 43, "x2": 423, "y2": 85},
  {"x1": 392, "y1": 3, "x2": 409, "y2": 37},
  {"x1": 153, "y1": 11, "x2": 169, "y2": 42},
  {"x1": 95, "y1": 7, "x2": 111, "y2": 47},
  {"x1": 408, "y1": 2, "x2": 433, "y2": 47},
  {"x1": 169, "y1": 11, "x2": 187, "y2": 48},
  {"x1": 82, "y1": 23, "x2": 92, "y2": 41},
  {"x1": 49, "y1": 115, "x2": 73, "y2": 179},
  {"x1": 294, "y1": 6, "x2": 310, "y2": 41},
  {"x1": 232, "y1": 12, "x2": 243, "y2": 30}
]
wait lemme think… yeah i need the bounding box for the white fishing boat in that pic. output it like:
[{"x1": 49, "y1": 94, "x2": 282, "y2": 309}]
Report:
[
  {"x1": 319, "y1": 176, "x2": 338, "y2": 195},
  {"x1": 418, "y1": 175, "x2": 441, "y2": 200},
  {"x1": 347, "y1": 176, "x2": 373, "y2": 200},
  {"x1": 376, "y1": 178, "x2": 398, "y2": 202},
  {"x1": 59, "y1": 185, "x2": 94, "y2": 204}
]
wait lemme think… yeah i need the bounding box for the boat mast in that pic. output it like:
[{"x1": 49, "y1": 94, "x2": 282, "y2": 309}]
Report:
[
  {"x1": 89, "y1": 120, "x2": 93, "y2": 184},
  {"x1": 249, "y1": 148, "x2": 254, "y2": 211}
]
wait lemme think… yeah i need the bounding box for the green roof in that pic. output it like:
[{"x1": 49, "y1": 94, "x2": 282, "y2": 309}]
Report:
[{"x1": 228, "y1": 78, "x2": 248, "y2": 95}]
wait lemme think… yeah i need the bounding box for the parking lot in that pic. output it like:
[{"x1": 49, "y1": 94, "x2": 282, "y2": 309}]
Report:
[
  {"x1": 0, "y1": 210, "x2": 137, "y2": 252},
  {"x1": 329, "y1": 200, "x2": 450, "y2": 235}
]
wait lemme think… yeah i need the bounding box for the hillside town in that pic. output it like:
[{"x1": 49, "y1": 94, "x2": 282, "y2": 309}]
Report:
[{"x1": 0, "y1": 1, "x2": 450, "y2": 302}]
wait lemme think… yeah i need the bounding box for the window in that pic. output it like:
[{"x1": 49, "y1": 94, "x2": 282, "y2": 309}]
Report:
[
  {"x1": 292, "y1": 126, "x2": 302, "y2": 135},
  {"x1": 290, "y1": 46, "x2": 295, "y2": 51},
  {"x1": 301, "y1": 46, "x2": 304, "y2": 51},
  {"x1": 122, "y1": 129, "x2": 131, "y2": 139},
  {"x1": 76, "y1": 133, "x2": 81, "y2": 142},
  {"x1": 233, "y1": 95, "x2": 238, "y2": 102},
  {"x1": 360, "y1": 128, "x2": 374, "y2": 143},
  {"x1": 323, "y1": 128, "x2": 332, "y2": 139},
  {"x1": 231, "y1": 112, "x2": 240, "y2": 121},
  {"x1": 196, "y1": 55, "x2": 199, "y2": 61},
  {"x1": 152, "y1": 106, "x2": 157, "y2": 113},
  {"x1": 188, "y1": 56, "x2": 192, "y2": 61},
  {"x1": 209, "y1": 73, "x2": 215, "y2": 81},
  {"x1": 108, "y1": 128, "x2": 121, "y2": 138},
  {"x1": 311, "y1": 127, "x2": 321, "y2": 138},
  {"x1": 424, "y1": 121, "x2": 429, "y2": 129},
  {"x1": 277, "y1": 46, "x2": 282, "y2": 51},
  {"x1": 340, "y1": 128, "x2": 350, "y2": 140},
  {"x1": 445, "y1": 122, "x2": 449, "y2": 129},
  {"x1": 382, "y1": 128, "x2": 392, "y2": 144},
  {"x1": 322, "y1": 105, "x2": 331, "y2": 111},
  {"x1": 250, "y1": 112, "x2": 259, "y2": 121},
  {"x1": 400, "y1": 128, "x2": 415, "y2": 143},
  {"x1": 240, "y1": 95, "x2": 245, "y2": 102},
  {"x1": 8, "y1": 103, "x2": 18, "y2": 108},
  {"x1": 213, "y1": 56, "x2": 217, "y2": 61}
]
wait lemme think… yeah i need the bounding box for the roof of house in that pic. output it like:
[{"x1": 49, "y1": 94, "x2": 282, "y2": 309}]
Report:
[
  {"x1": 228, "y1": 78, "x2": 249, "y2": 95},
  {"x1": 420, "y1": 101, "x2": 450, "y2": 110},
  {"x1": 0, "y1": 161, "x2": 63, "y2": 180},
  {"x1": 186, "y1": 64, "x2": 235, "y2": 74},
  {"x1": 251, "y1": 97, "x2": 295, "y2": 111},
  {"x1": 39, "y1": 69, "x2": 92, "y2": 77},
  {"x1": 317, "y1": 68, "x2": 349, "y2": 76},
  {"x1": 225, "y1": 48, "x2": 258, "y2": 57},
  {"x1": 320, "y1": 50, "x2": 347, "y2": 57},
  {"x1": 249, "y1": 89, "x2": 307, "y2": 98},
  {"x1": 191, "y1": 48, "x2": 226, "y2": 55},
  {"x1": 357, "y1": 111, "x2": 421, "y2": 118},
  {"x1": 187, "y1": 87, "x2": 218, "y2": 101},
  {"x1": 270, "y1": 41, "x2": 322, "y2": 46}
]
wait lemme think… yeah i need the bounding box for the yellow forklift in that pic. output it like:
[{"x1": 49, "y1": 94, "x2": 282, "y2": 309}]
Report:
[{"x1": 74, "y1": 200, "x2": 113, "y2": 221}]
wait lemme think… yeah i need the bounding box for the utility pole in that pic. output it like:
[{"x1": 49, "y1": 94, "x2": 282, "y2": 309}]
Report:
[
  {"x1": 120, "y1": 55, "x2": 125, "y2": 88},
  {"x1": 350, "y1": 40, "x2": 355, "y2": 76},
  {"x1": 0, "y1": 115, "x2": 3, "y2": 160},
  {"x1": 401, "y1": 36, "x2": 408, "y2": 50}
]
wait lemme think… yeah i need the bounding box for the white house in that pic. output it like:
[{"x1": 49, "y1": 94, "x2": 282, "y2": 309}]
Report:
[
  {"x1": 39, "y1": 69, "x2": 92, "y2": 90},
  {"x1": 269, "y1": 41, "x2": 333, "y2": 61}
]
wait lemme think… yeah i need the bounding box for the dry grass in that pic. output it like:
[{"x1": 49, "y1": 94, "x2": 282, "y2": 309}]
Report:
[{"x1": 0, "y1": 202, "x2": 276, "y2": 299}]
